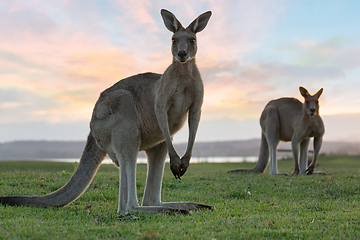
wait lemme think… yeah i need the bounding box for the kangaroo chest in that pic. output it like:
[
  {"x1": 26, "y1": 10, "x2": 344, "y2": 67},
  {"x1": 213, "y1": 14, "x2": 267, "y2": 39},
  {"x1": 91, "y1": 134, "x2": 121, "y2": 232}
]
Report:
[
  {"x1": 167, "y1": 85, "x2": 195, "y2": 132},
  {"x1": 170, "y1": 85, "x2": 193, "y2": 110},
  {"x1": 164, "y1": 68, "x2": 202, "y2": 123},
  {"x1": 293, "y1": 117, "x2": 325, "y2": 140}
]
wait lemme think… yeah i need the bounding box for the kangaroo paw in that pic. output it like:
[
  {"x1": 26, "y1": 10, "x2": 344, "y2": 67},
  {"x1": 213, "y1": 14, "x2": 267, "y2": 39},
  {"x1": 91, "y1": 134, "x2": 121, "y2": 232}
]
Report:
[
  {"x1": 161, "y1": 202, "x2": 215, "y2": 211},
  {"x1": 306, "y1": 165, "x2": 315, "y2": 175}
]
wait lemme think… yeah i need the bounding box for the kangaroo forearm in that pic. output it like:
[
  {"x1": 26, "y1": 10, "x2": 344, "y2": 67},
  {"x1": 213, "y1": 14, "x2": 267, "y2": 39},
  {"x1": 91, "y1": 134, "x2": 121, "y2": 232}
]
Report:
[
  {"x1": 183, "y1": 110, "x2": 201, "y2": 158},
  {"x1": 155, "y1": 107, "x2": 179, "y2": 157},
  {"x1": 311, "y1": 137, "x2": 322, "y2": 163}
]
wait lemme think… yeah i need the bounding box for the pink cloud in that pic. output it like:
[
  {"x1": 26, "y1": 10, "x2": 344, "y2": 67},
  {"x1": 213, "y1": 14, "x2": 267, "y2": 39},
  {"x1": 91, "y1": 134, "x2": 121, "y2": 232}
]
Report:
[
  {"x1": 1, "y1": 0, "x2": 359, "y2": 131},
  {"x1": 115, "y1": 0, "x2": 158, "y2": 26}
]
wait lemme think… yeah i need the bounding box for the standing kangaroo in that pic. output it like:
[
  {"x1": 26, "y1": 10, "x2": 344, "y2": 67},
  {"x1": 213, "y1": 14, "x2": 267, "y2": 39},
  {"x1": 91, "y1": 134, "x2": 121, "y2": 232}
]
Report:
[
  {"x1": 229, "y1": 87, "x2": 325, "y2": 175},
  {"x1": 0, "y1": 9, "x2": 214, "y2": 214}
]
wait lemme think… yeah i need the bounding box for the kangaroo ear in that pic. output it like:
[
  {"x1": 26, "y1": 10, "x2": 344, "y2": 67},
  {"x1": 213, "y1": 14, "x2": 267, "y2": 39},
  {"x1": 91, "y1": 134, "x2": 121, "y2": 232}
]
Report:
[
  {"x1": 315, "y1": 88, "x2": 323, "y2": 98},
  {"x1": 161, "y1": 9, "x2": 184, "y2": 33},
  {"x1": 299, "y1": 86, "x2": 309, "y2": 98},
  {"x1": 186, "y1": 11, "x2": 212, "y2": 33}
]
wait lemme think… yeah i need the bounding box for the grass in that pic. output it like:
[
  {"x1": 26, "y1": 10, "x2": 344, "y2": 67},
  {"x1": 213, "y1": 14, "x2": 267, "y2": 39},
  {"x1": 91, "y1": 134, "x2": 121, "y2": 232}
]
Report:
[{"x1": 0, "y1": 155, "x2": 359, "y2": 239}]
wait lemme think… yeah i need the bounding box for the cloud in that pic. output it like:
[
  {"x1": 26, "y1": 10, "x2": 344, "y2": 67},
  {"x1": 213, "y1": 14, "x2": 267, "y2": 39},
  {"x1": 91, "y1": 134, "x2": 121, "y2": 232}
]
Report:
[
  {"x1": 322, "y1": 113, "x2": 360, "y2": 142},
  {"x1": 200, "y1": 58, "x2": 347, "y2": 120},
  {"x1": 289, "y1": 37, "x2": 360, "y2": 69},
  {"x1": 270, "y1": 36, "x2": 360, "y2": 114},
  {"x1": 62, "y1": 48, "x2": 141, "y2": 84},
  {"x1": 196, "y1": 0, "x2": 286, "y2": 62},
  {"x1": 1, "y1": 1, "x2": 360, "y2": 142},
  {"x1": 0, "y1": 87, "x2": 59, "y2": 123},
  {"x1": 0, "y1": 2, "x2": 156, "y2": 125},
  {"x1": 0, "y1": 121, "x2": 90, "y2": 142},
  {"x1": 0, "y1": 3, "x2": 57, "y2": 38},
  {"x1": 199, "y1": 30, "x2": 360, "y2": 120},
  {"x1": 0, "y1": 86, "x2": 98, "y2": 124}
]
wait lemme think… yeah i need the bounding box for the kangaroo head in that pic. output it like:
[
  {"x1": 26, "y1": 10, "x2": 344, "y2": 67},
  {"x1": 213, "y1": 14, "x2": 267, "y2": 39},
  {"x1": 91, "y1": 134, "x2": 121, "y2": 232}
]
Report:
[
  {"x1": 161, "y1": 9, "x2": 212, "y2": 63},
  {"x1": 299, "y1": 86, "x2": 323, "y2": 117}
]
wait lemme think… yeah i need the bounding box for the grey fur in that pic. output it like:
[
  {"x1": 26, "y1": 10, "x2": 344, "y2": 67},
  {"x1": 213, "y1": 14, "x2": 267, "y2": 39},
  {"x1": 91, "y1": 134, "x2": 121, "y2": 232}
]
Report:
[
  {"x1": 0, "y1": 9, "x2": 213, "y2": 214},
  {"x1": 229, "y1": 87, "x2": 325, "y2": 175}
]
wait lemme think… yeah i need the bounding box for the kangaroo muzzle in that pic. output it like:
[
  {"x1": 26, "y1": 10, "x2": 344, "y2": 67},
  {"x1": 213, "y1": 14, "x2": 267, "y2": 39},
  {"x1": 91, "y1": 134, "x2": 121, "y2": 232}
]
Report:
[
  {"x1": 177, "y1": 50, "x2": 187, "y2": 61},
  {"x1": 176, "y1": 48, "x2": 190, "y2": 63}
]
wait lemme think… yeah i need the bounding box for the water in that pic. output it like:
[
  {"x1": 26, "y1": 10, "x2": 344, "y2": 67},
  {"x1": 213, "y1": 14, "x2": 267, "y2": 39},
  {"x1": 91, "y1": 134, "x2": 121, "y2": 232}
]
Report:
[{"x1": 8, "y1": 156, "x2": 258, "y2": 164}]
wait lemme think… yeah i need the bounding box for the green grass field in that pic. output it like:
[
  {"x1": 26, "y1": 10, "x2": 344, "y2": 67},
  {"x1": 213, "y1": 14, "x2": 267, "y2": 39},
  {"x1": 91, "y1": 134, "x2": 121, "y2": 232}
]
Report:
[{"x1": 0, "y1": 155, "x2": 359, "y2": 239}]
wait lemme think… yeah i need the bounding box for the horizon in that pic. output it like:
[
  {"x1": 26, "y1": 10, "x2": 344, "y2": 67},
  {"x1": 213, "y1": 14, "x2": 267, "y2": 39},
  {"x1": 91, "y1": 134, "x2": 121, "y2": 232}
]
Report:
[
  {"x1": 1, "y1": 1, "x2": 360, "y2": 143},
  {"x1": 1, "y1": 136, "x2": 360, "y2": 145}
]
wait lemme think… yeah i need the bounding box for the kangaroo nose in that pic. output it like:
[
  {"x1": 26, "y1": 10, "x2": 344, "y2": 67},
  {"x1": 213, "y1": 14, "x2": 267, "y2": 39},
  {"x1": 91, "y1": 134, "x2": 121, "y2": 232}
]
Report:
[
  {"x1": 178, "y1": 50, "x2": 187, "y2": 58},
  {"x1": 310, "y1": 108, "x2": 316, "y2": 115}
]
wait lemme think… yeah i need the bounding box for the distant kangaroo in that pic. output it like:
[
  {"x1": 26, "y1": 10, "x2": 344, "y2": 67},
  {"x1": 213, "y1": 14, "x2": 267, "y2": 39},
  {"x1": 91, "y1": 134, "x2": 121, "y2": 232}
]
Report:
[
  {"x1": 0, "y1": 9, "x2": 213, "y2": 214},
  {"x1": 229, "y1": 87, "x2": 325, "y2": 175}
]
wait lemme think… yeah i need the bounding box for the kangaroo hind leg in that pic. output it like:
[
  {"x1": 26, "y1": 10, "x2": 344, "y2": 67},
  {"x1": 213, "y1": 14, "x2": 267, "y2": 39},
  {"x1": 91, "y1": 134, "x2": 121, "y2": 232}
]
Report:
[
  {"x1": 306, "y1": 137, "x2": 325, "y2": 175},
  {"x1": 299, "y1": 139, "x2": 310, "y2": 174},
  {"x1": 92, "y1": 90, "x2": 143, "y2": 213},
  {"x1": 142, "y1": 141, "x2": 168, "y2": 207},
  {"x1": 262, "y1": 106, "x2": 283, "y2": 175},
  {"x1": 112, "y1": 120, "x2": 177, "y2": 215},
  {"x1": 141, "y1": 142, "x2": 189, "y2": 214},
  {"x1": 142, "y1": 142, "x2": 215, "y2": 214}
]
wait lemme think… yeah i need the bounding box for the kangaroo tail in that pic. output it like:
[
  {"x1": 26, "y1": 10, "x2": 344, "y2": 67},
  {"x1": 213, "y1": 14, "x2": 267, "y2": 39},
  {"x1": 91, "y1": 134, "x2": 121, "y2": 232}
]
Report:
[
  {"x1": 0, "y1": 133, "x2": 106, "y2": 207},
  {"x1": 228, "y1": 133, "x2": 269, "y2": 174}
]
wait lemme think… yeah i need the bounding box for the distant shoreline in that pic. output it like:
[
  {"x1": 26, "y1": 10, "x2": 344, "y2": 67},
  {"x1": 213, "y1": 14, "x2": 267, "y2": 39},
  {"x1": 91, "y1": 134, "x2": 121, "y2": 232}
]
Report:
[
  {"x1": 1, "y1": 139, "x2": 359, "y2": 161},
  {"x1": 0, "y1": 156, "x2": 258, "y2": 164}
]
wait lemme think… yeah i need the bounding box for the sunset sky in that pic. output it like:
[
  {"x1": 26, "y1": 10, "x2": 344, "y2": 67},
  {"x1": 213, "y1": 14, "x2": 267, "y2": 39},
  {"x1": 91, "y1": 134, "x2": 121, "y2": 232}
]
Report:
[{"x1": 1, "y1": 0, "x2": 360, "y2": 143}]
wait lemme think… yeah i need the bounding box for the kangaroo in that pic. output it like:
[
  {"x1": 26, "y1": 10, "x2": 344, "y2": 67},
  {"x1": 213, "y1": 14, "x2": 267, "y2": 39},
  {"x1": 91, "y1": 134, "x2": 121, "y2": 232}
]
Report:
[
  {"x1": 0, "y1": 9, "x2": 214, "y2": 214},
  {"x1": 229, "y1": 87, "x2": 325, "y2": 175}
]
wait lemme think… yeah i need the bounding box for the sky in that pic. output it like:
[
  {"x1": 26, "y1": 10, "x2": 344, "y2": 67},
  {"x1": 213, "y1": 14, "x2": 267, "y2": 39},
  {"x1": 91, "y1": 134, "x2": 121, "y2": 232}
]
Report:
[{"x1": 1, "y1": 0, "x2": 360, "y2": 143}]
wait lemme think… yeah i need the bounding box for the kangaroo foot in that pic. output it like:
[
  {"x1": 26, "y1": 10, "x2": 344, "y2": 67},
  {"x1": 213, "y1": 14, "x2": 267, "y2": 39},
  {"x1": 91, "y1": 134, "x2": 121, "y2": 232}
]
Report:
[
  {"x1": 115, "y1": 208, "x2": 192, "y2": 219},
  {"x1": 123, "y1": 206, "x2": 193, "y2": 215},
  {"x1": 306, "y1": 165, "x2": 315, "y2": 175},
  {"x1": 191, "y1": 202, "x2": 216, "y2": 211},
  {"x1": 161, "y1": 202, "x2": 215, "y2": 211},
  {"x1": 292, "y1": 168, "x2": 300, "y2": 175}
]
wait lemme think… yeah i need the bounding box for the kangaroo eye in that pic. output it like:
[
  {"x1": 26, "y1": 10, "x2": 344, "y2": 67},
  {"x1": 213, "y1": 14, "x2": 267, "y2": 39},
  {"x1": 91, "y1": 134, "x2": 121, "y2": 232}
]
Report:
[
  {"x1": 190, "y1": 38, "x2": 196, "y2": 43},
  {"x1": 172, "y1": 39, "x2": 176, "y2": 43}
]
